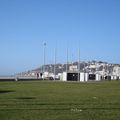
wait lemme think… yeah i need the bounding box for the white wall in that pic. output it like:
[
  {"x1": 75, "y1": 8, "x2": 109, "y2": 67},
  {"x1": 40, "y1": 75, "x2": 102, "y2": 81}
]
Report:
[
  {"x1": 62, "y1": 72, "x2": 67, "y2": 81},
  {"x1": 80, "y1": 73, "x2": 85, "y2": 82},
  {"x1": 84, "y1": 73, "x2": 89, "y2": 82},
  {"x1": 96, "y1": 74, "x2": 101, "y2": 81}
]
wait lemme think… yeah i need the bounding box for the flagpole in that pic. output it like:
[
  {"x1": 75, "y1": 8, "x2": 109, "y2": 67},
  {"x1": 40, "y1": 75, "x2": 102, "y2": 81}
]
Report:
[
  {"x1": 78, "y1": 48, "x2": 80, "y2": 81},
  {"x1": 66, "y1": 48, "x2": 68, "y2": 73},
  {"x1": 54, "y1": 48, "x2": 56, "y2": 81},
  {"x1": 43, "y1": 42, "x2": 46, "y2": 80}
]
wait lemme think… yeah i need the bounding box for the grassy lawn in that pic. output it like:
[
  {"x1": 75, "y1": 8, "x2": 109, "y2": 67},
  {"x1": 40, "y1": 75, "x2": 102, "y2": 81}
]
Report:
[{"x1": 0, "y1": 80, "x2": 120, "y2": 120}]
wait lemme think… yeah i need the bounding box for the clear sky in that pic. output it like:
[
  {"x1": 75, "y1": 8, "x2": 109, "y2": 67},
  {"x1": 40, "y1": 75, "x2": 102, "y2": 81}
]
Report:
[{"x1": 0, "y1": 0, "x2": 120, "y2": 75}]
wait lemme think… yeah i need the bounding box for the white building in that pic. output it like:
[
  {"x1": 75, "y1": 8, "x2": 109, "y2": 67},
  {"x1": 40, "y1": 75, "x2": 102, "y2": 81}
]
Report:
[
  {"x1": 113, "y1": 66, "x2": 120, "y2": 76},
  {"x1": 61, "y1": 72, "x2": 89, "y2": 82},
  {"x1": 69, "y1": 65, "x2": 78, "y2": 72}
]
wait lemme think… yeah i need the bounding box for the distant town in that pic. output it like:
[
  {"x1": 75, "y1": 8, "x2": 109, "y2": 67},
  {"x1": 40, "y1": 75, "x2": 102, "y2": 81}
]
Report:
[{"x1": 16, "y1": 60, "x2": 120, "y2": 81}]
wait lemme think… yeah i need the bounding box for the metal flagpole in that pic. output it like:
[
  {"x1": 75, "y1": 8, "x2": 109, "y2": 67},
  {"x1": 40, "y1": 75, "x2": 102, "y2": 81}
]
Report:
[
  {"x1": 54, "y1": 48, "x2": 56, "y2": 81},
  {"x1": 107, "y1": 63, "x2": 109, "y2": 80},
  {"x1": 78, "y1": 48, "x2": 80, "y2": 81},
  {"x1": 43, "y1": 42, "x2": 46, "y2": 80},
  {"x1": 66, "y1": 48, "x2": 68, "y2": 73},
  {"x1": 66, "y1": 48, "x2": 68, "y2": 81}
]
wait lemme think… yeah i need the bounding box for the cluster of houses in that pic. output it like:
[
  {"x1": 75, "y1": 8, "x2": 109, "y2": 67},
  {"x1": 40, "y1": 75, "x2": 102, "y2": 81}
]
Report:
[{"x1": 16, "y1": 61, "x2": 120, "y2": 82}]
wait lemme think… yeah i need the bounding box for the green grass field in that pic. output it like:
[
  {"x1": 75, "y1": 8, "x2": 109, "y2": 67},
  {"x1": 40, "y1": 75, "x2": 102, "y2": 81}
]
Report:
[{"x1": 0, "y1": 80, "x2": 120, "y2": 120}]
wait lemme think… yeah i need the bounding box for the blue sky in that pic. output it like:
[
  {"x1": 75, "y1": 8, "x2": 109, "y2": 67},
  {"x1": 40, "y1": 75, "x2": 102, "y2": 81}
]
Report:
[{"x1": 0, "y1": 0, "x2": 120, "y2": 75}]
